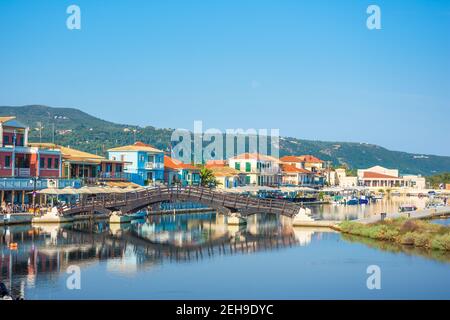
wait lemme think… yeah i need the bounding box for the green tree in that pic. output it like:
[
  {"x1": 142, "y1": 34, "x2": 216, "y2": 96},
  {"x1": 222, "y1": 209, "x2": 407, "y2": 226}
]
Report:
[
  {"x1": 426, "y1": 172, "x2": 450, "y2": 188},
  {"x1": 200, "y1": 167, "x2": 217, "y2": 187}
]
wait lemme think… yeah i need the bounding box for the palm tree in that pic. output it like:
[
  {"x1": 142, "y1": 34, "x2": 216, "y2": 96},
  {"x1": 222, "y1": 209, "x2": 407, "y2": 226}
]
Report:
[{"x1": 200, "y1": 167, "x2": 217, "y2": 187}]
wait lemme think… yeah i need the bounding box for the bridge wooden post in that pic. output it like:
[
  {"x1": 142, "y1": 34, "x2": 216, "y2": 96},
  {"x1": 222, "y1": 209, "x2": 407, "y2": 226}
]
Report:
[
  {"x1": 269, "y1": 199, "x2": 272, "y2": 213},
  {"x1": 234, "y1": 193, "x2": 238, "y2": 207},
  {"x1": 245, "y1": 196, "x2": 249, "y2": 209},
  {"x1": 124, "y1": 193, "x2": 127, "y2": 205},
  {"x1": 222, "y1": 193, "x2": 226, "y2": 206},
  {"x1": 281, "y1": 201, "x2": 286, "y2": 215}
]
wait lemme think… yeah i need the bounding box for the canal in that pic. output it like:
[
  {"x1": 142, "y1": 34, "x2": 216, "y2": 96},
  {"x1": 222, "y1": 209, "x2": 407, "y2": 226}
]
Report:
[
  {"x1": 311, "y1": 195, "x2": 430, "y2": 220},
  {"x1": 1, "y1": 209, "x2": 449, "y2": 299}
]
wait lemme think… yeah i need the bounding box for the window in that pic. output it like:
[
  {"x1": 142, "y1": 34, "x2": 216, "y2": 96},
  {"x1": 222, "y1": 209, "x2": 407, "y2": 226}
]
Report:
[
  {"x1": 116, "y1": 164, "x2": 123, "y2": 173},
  {"x1": 47, "y1": 158, "x2": 52, "y2": 168},
  {"x1": 4, "y1": 155, "x2": 11, "y2": 168},
  {"x1": 245, "y1": 176, "x2": 251, "y2": 184},
  {"x1": 3, "y1": 135, "x2": 9, "y2": 145},
  {"x1": 235, "y1": 162, "x2": 240, "y2": 170},
  {"x1": 54, "y1": 158, "x2": 59, "y2": 169},
  {"x1": 245, "y1": 162, "x2": 251, "y2": 172},
  {"x1": 106, "y1": 164, "x2": 112, "y2": 172},
  {"x1": 40, "y1": 157, "x2": 45, "y2": 169}
]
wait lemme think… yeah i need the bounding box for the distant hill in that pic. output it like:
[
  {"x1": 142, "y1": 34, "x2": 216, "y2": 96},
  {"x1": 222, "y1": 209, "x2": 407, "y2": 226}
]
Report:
[{"x1": 1, "y1": 105, "x2": 449, "y2": 176}]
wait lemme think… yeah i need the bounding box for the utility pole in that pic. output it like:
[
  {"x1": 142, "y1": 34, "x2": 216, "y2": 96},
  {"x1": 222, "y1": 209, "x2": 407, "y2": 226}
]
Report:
[{"x1": 37, "y1": 121, "x2": 43, "y2": 143}]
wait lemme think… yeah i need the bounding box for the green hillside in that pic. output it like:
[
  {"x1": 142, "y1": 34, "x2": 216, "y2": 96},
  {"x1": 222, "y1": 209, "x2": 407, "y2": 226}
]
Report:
[{"x1": 1, "y1": 105, "x2": 449, "y2": 176}]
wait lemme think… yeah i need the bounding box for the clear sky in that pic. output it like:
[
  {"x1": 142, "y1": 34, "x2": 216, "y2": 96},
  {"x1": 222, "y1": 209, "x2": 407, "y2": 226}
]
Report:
[{"x1": 0, "y1": 0, "x2": 449, "y2": 155}]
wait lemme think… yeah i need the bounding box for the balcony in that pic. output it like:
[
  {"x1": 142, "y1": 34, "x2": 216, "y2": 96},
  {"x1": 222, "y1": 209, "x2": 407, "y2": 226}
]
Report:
[
  {"x1": 0, "y1": 178, "x2": 82, "y2": 190},
  {"x1": 144, "y1": 162, "x2": 164, "y2": 170},
  {"x1": 14, "y1": 168, "x2": 31, "y2": 177}
]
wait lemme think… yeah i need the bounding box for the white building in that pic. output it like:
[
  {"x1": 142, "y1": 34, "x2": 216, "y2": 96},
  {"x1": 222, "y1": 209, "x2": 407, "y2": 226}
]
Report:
[
  {"x1": 228, "y1": 153, "x2": 281, "y2": 186},
  {"x1": 335, "y1": 168, "x2": 358, "y2": 188},
  {"x1": 357, "y1": 165, "x2": 425, "y2": 189}
]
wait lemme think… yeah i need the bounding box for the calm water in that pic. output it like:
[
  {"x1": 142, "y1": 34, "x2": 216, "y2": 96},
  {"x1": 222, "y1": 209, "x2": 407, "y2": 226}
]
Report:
[
  {"x1": 1, "y1": 210, "x2": 449, "y2": 300},
  {"x1": 311, "y1": 196, "x2": 429, "y2": 221}
]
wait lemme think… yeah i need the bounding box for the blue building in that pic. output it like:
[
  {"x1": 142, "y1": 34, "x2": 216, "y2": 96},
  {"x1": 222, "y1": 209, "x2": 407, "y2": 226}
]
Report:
[{"x1": 108, "y1": 142, "x2": 164, "y2": 186}]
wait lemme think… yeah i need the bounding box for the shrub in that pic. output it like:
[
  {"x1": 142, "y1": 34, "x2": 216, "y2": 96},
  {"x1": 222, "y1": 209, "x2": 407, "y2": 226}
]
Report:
[
  {"x1": 399, "y1": 232, "x2": 415, "y2": 245},
  {"x1": 412, "y1": 233, "x2": 430, "y2": 247},
  {"x1": 430, "y1": 234, "x2": 450, "y2": 251},
  {"x1": 400, "y1": 220, "x2": 419, "y2": 233}
]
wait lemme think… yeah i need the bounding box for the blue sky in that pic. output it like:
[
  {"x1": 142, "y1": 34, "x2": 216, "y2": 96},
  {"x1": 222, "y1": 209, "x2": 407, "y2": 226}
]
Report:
[{"x1": 0, "y1": 0, "x2": 449, "y2": 155}]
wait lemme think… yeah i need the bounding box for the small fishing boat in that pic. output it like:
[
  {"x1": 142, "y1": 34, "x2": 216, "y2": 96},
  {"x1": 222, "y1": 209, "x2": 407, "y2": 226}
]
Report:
[
  {"x1": 109, "y1": 211, "x2": 132, "y2": 224},
  {"x1": 359, "y1": 196, "x2": 369, "y2": 205},
  {"x1": 346, "y1": 198, "x2": 359, "y2": 205},
  {"x1": 398, "y1": 205, "x2": 417, "y2": 213},
  {"x1": 372, "y1": 194, "x2": 383, "y2": 201},
  {"x1": 0, "y1": 282, "x2": 13, "y2": 300},
  {"x1": 128, "y1": 211, "x2": 147, "y2": 219}
]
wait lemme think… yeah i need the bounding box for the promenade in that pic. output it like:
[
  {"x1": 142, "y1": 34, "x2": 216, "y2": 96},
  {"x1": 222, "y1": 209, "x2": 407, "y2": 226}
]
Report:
[{"x1": 355, "y1": 206, "x2": 450, "y2": 224}]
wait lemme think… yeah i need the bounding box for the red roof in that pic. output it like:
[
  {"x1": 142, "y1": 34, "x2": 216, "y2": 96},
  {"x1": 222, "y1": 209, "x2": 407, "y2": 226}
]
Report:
[
  {"x1": 231, "y1": 153, "x2": 279, "y2": 162},
  {"x1": 297, "y1": 155, "x2": 324, "y2": 163},
  {"x1": 280, "y1": 156, "x2": 302, "y2": 162},
  {"x1": 280, "y1": 155, "x2": 324, "y2": 163},
  {"x1": 164, "y1": 156, "x2": 199, "y2": 171},
  {"x1": 205, "y1": 160, "x2": 227, "y2": 167},
  {"x1": 280, "y1": 164, "x2": 312, "y2": 174},
  {"x1": 363, "y1": 172, "x2": 401, "y2": 179}
]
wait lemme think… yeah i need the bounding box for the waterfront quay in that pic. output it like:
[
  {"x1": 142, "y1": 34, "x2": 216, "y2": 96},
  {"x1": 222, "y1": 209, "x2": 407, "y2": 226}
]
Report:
[{"x1": 0, "y1": 115, "x2": 449, "y2": 231}]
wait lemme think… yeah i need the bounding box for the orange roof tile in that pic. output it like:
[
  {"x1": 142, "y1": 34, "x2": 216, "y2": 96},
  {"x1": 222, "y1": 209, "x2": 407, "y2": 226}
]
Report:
[
  {"x1": 297, "y1": 155, "x2": 324, "y2": 163},
  {"x1": 108, "y1": 141, "x2": 163, "y2": 153},
  {"x1": 280, "y1": 164, "x2": 312, "y2": 174},
  {"x1": 231, "y1": 153, "x2": 279, "y2": 162},
  {"x1": 164, "y1": 156, "x2": 199, "y2": 171},
  {"x1": 206, "y1": 160, "x2": 227, "y2": 167},
  {"x1": 280, "y1": 156, "x2": 302, "y2": 162},
  {"x1": 363, "y1": 172, "x2": 401, "y2": 179},
  {"x1": 209, "y1": 166, "x2": 242, "y2": 177}
]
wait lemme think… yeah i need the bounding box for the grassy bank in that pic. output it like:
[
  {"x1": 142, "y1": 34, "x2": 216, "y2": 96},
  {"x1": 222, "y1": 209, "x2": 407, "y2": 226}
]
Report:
[{"x1": 338, "y1": 218, "x2": 450, "y2": 251}]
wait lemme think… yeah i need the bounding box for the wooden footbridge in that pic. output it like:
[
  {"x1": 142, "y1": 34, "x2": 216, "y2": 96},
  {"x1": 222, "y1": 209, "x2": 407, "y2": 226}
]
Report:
[{"x1": 62, "y1": 185, "x2": 303, "y2": 218}]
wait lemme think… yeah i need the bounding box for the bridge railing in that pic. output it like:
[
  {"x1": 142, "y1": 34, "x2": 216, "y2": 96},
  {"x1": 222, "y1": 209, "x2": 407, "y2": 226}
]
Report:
[{"x1": 63, "y1": 185, "x2": 301, "y2": 217}]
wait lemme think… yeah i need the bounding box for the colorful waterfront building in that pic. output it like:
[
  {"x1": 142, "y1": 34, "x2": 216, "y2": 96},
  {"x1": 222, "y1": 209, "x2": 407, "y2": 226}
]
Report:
[
  {"x1": 357, "y1": 165, "x2": 426, "y2": 189},
  {"x1": 0, "y1": 117, "x2": 66, "y2": 205},
  {"x1": 164, "y1": 156, "x2": 201, "y2": 186},
  {"x1": 280, "y1": 163, "x2": 315, "y2": 186},
  {"x1": 280, "y1": 155, "x2": 325, "y2": 186},
  {"x1": 205, "y1": 163, "x2": 244, "y2": 189},
  {"x1": 228, "y1": 153, "x2": 281, "y2": 186},
  {"x1": 29, "y1": 143, "x2": 128, "y2": 184},
  {"x1": 108, "y1": 142, "x2": 164, "y2": 185}
]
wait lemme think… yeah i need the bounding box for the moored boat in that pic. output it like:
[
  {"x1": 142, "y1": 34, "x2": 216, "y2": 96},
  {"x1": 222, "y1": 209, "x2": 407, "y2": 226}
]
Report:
[{"x1": 398, "y1": 205, "x2": 417, "y2": 213}]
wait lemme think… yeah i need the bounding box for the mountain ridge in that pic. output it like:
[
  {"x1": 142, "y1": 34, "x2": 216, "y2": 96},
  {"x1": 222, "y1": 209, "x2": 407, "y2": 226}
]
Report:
[{"x1": 1, "y1": 105, "x2": 449, "y2": 176}]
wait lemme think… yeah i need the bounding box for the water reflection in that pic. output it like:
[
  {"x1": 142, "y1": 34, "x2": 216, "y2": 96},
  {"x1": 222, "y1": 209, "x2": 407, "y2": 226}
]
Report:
[
  {"x1": 311, "y1": 196, "x2": 429, "y2": 221},
  {"x1": 0, "y1": 212, "x2": 321, "y2": 298}
]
